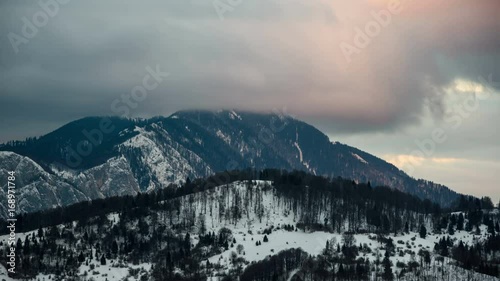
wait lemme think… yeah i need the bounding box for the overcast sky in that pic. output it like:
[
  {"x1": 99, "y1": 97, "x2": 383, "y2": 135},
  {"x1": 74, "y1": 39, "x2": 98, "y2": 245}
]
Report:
[{"x1": 0, "y1": 0, "x2": 499, "y2": 202}]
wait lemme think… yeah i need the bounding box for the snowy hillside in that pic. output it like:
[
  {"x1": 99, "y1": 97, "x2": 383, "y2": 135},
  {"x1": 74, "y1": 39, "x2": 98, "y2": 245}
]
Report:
[{"x1": 1, "y1": 178, "x2": 498, "y2": 281}]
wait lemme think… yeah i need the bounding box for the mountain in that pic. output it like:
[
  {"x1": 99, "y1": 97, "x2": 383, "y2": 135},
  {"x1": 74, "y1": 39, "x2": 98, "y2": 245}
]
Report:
[{"x1": 0, "y1": 110, "x2": 460, "y2": 218}]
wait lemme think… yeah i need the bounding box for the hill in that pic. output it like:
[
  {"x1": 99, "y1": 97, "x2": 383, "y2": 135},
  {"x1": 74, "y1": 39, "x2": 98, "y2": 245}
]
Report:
[{"x1": 0, "y1": 170, "x2": 498, "y2": 281}]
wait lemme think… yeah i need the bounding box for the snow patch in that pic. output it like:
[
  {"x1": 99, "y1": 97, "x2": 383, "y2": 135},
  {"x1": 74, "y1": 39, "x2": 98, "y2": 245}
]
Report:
[
  {"x1": 294, "y1": 142, "x2": 303, "y2": 163},
  {"x1": 216, "y1": 129, "x2": 231, "y2": 144},
  {"x1": 229, "y1": 110, "x2": 242, "y2": 120},
  {"x1": 352, "y1": 152, "x2": 369, "y2": 164}
]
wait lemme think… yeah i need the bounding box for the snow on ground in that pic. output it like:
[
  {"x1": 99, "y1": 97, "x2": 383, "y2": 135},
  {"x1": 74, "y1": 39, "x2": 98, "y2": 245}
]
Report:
[
  {"x1": 0, "y1": 252, "x2": 150, "y2": 281},
  {"x1": 120, "y1": 126, "x2": 199, "y2": 190},
  {"x1": 294, "y1": 142, "x2": 303, "y2": 163},
  {"x1": 50, "y1": 164, "x2": 78, "y2": 180},
  {"x1": 286, "y1": 269, "x2": 301, "y2": 281},
  {"x1": 108, "y1": 212, "x2": 121, "y2": 226},
  {"x1": 0, "y1": 264, "x2": 16, "y2": 281},
  {"x1": 293, "y1": 130, "x2": 315, "y2": 173},
  {"x1": 173, "y1": 180, "x2": 492, "y2": 272},
  {"x1": 7, "y1": 262, "x2": 151, "y2": 281},
  {"x1": 76, "y1": 261, "x2": 151, "y2": 281},
  {"x1": 208, "y1": 230, "x2": 332, "y2": 266},
  {"x1": 204, "y1": 225, "x2": 494, "y2": 276},
  {"x1": 0, "y1": 229, "x2": 38, "y2": 247},
  {"x1": 294, "y1": 129, "x2": 303, "y2": 162},
  {"x1": 487, "y1": 209, "x2": 499, "y2": 215},
  {"x1": 216, "y1": 130, "x2": 231, "y2": 145}
]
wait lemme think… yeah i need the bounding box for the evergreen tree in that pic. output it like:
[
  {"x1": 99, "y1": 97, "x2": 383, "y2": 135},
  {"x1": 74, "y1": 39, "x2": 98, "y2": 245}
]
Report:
[
  {"x1": 37, "y1": 227, "x2": 44, "y2": 239},
  {"x1": 423, "y1": 250, "x2": 431, "y2": 266},
  {"x1": 23, "y1": 236, "x2": 30, "y2": 255},
  {"x1": 447, "y1": 223, "x2": 455, "y2": 235},
  {"x1": 481, "y1": 197, "x2": 494, "y2": 209},
  {"x1": 487, "y1": 220, "x2": 495, "y2": 235},
  {"x1": 184, "y1": 233, "x2": 191, "y2": 255},
  {"x1": 338, "y1": 264, "x2": 345, "y2": 279},
  {"x1": 457, "y1": 213, "x2": 464, "y2": 231},
  {"x1": 382, "y1": 251, "x2": 393, "y2": 280},
  {"x1": 111, "y1": 241, "x2": 118, "y2": 255},
  {"x1": 450, "y1": 215, "x2": 457, "y2": 227},
  {"x1": 465, "y1": 221, "x2": 473, "y2": 232},
  {"x1": 419, "y1": 225, "x2": 427, "y2": 239}
]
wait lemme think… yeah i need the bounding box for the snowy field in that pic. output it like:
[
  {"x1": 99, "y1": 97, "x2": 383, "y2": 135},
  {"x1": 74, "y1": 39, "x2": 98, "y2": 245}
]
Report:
[{"x1": 202, "y1": 226, "x2": 491, "y2": 273}]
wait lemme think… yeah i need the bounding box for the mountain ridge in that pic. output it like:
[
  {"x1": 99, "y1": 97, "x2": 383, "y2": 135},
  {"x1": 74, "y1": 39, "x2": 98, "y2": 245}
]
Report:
[{"x1": 0, "y1": 110, "x2": 461, "y2": 217}]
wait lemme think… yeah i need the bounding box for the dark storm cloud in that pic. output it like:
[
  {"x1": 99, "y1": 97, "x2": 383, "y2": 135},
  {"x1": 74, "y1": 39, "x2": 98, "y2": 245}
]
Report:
[{"x1": 0, "y1": 0, "x2": 499, "y2": 143}]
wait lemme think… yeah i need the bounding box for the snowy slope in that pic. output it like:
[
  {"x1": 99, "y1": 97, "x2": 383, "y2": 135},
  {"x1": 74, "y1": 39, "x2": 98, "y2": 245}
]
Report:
[
  {"x1": 119, "y1": 125, "x2": 212, "y2": 192},
  {"x1": 0, "y1": 181, "x2": 497, "y2": 281},
  {"x1": 0, "y1": 152, "x2": 141, "y2": 219}
]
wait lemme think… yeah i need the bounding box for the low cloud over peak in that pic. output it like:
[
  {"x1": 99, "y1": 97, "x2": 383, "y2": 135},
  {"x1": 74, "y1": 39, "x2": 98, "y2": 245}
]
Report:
[{"x1": 0, "y1": 0, "x2": 498, "y2": 138}]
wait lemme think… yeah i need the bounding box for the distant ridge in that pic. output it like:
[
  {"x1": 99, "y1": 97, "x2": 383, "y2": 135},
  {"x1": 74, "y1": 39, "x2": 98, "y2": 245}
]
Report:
[{"x1": 0, "y1": 110, "x2": 461, "y2": 217}]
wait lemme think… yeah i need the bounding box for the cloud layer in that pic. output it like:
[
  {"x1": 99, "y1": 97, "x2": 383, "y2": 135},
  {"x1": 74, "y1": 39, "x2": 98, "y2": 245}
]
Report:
[{"x1": 1, "y1": 0, "x2": 498, "y2": 139}]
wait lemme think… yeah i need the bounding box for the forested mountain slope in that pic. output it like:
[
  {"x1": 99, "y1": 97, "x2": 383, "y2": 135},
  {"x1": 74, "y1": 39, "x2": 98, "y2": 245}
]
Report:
[{"x1": 0, "y1": 110, "x2": 460, "y2": 218}]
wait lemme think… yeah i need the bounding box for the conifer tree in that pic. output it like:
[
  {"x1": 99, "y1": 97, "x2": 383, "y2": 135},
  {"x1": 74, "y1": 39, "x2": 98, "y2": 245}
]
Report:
[
  {"x1": 448, "y1": 223, "x2": 455, "y2": 235},
  {"x1": 419, "y1": 225, "x2": 427, "y2": 239},
  {"x1": 457, "y1": 213, "x2": 464, "y2": 231},
  {"x1": 383, "y1": 251, "x2": 393, "y2": 281}
]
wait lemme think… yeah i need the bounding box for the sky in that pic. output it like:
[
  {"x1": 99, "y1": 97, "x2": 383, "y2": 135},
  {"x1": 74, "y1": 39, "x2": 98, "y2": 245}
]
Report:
[{"x1": 0, "y1": 0, "x2": 499, "y2": 202}]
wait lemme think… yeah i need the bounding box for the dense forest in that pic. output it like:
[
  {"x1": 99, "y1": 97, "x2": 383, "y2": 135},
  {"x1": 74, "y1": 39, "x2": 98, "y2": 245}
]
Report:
[{"x1": 2, "y1": 169, "x2": 445, "y2": 234}]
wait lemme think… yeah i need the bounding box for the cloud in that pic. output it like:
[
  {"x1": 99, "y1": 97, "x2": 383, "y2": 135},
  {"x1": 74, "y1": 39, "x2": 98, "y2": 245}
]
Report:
[
  {"x1": 431, "y1": 158, "x2": 461, "y2": 164},
  {"x1": 385, "y1": 155, "x2": 462, "y2": 168},
  {"x1": 0, "y1": 0, "x2": 498, "y2": 141},
  {"x1": 451, "y1": 79, "x2": 485, "y2": 95},
  {"x1": 389, "y1": 155, "x2": 500, "y2": 203},
  {"x1": 384, "y1": 154, "x2": 425, "y2": 168}
]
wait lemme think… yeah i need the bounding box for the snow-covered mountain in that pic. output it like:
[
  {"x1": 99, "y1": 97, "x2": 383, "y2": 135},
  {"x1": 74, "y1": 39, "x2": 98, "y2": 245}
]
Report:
[{"x1": 0, "y1": 110, "x2": 460, "y2": 218}]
